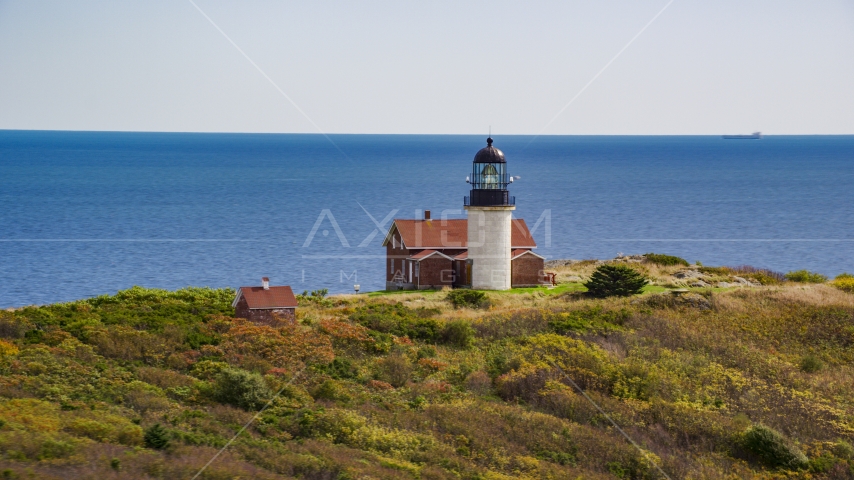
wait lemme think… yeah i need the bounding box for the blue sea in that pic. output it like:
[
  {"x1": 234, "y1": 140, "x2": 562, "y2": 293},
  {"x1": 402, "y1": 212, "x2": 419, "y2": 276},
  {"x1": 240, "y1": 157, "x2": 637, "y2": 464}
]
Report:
[{"x1": 1, "y1": 130, "x2": 852, "y2": 308}]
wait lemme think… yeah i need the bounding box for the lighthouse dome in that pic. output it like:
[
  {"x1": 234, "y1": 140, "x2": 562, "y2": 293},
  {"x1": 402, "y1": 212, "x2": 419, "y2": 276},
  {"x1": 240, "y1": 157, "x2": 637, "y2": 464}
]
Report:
[{"x1": 473, "y1": 137, "x2": 505, "y2": 163}]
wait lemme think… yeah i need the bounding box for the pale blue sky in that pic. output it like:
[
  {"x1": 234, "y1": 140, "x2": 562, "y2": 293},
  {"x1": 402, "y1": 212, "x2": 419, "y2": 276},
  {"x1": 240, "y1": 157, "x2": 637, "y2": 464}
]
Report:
[{"x1": 1, "y1": 0, "x2": 852, "y2": 134}]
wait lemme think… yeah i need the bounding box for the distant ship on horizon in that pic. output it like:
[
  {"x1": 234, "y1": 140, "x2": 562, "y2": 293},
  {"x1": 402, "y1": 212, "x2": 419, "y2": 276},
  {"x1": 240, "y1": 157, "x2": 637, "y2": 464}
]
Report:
[{"x1": 722, "y1": 132, "x2": 763, "y2": 139}]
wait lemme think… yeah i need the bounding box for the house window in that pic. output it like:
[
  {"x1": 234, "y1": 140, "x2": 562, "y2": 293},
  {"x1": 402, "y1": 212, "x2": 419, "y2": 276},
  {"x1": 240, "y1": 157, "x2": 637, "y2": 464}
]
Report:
[
  {"x1": 393, "y1": 235, "x2": 397, "y2": 249},
  {"x1": 409, "y1": 261, "x2": 413, "y2": 283},
  {"x1": 415, "y1": 263, "x2": 420, "y2": 279}
]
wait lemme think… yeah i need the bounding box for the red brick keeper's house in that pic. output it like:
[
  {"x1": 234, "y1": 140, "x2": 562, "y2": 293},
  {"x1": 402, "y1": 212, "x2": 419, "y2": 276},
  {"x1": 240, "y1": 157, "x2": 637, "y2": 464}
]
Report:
[
  {"x1": 382, "y1": 212, "x2": 546, "y2": 290},
  {"x1": 232, "y1": 278, "x2": 297, "y2": 325}
]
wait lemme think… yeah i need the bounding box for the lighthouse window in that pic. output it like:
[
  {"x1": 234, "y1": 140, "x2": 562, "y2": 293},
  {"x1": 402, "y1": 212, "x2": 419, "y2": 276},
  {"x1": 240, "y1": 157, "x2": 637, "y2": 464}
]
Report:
[{"x1": 481, "y1": 164, "x2": 498, "y2": 189}]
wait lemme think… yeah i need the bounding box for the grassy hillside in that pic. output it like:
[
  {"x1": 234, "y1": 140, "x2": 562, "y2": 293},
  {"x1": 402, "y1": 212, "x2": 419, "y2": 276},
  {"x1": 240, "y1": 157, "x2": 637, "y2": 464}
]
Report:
[{"x1": 1, "y1": 260, "x2": 854, "y2": 479}]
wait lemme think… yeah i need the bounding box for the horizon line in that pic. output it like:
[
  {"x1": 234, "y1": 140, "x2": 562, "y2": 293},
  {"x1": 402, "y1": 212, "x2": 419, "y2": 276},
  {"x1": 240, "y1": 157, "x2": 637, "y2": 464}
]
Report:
[{"x1": 2, "y1": 128, "x2": 854, "y2": 137}]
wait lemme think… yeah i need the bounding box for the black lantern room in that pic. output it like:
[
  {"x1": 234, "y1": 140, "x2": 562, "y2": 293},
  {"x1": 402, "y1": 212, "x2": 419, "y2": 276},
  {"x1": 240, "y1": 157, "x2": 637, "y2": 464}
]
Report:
[{"x1": 465, "y1": 137, "x2": 515, "y2": 207}]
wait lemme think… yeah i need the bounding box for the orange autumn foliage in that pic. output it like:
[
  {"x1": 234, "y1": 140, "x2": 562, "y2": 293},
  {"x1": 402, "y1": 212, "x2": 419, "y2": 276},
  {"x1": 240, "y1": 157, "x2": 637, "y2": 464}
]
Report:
[
  {"x1": 0, "y1": 339, "x2": 19, "y2": 356},
  {"x1": 318, "y1": 317, "x2": 370, "y2": 342},
  {"x1": 219, "y1": 318, "x2": 334, "y2": 372}
]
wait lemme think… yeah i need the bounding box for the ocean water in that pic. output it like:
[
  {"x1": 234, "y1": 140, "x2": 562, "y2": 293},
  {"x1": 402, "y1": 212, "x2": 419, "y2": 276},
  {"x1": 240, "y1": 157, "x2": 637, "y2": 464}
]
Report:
[{"x1": 1, "y1": 130, "x2": 852, "y2": 307}]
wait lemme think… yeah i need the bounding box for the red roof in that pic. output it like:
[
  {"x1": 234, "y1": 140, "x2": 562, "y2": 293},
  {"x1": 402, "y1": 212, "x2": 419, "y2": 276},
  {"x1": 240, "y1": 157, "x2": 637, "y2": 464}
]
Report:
[
  {"x1": 384, "y1": 219, "x2": 536, "y2": 249},
  {"x1": 235, "y1": 285, "x2": 297, "y2": 309}
]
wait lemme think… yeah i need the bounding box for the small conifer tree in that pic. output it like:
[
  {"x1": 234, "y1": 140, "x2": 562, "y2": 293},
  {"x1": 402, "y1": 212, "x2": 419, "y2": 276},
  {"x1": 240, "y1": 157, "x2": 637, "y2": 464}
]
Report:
[
  {"x1": 584, "y1": 264, "x2": 648, "y2": 298},
  {"x1": 144, "y1": 423, "x2": 170, "y2": 450}
]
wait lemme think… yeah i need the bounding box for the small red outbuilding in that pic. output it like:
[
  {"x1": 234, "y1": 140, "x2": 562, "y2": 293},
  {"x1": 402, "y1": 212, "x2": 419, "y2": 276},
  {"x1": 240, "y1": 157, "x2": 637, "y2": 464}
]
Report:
[{"x1": 232, "y1": 277, "x2": 297, "y2": 325}]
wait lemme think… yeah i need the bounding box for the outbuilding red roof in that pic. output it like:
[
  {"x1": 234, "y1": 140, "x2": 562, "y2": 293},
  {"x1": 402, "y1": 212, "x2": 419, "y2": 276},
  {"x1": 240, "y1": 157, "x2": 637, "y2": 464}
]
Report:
[
  {"x1": 235, "y1": 285, "x2": 298, "y2": 309},
  {"x1": 383, "y1": 219, "x2": 537, "y2": 249}
]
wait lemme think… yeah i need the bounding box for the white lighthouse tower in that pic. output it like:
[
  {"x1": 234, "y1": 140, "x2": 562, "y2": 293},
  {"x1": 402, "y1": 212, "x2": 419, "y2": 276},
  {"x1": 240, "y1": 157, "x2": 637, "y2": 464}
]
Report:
[{"x1": 465, "y1": 137, "x2": 515, "y2": 290}]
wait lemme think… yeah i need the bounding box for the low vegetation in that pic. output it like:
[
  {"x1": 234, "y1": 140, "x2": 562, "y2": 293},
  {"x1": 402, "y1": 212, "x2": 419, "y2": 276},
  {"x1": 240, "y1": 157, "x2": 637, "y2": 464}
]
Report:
[
  {"x1": 832, "y1": 273, "x2": 854, "y2": 293},
  {"x1": 643, "y1": 253, "x2": 689, "y2": 267},
  {"x1": 786, "y1": 270, "x2": 830, "y2": 284},
  {"x1": 1, "y1": 260, "x2": 853, "y2": 479}
]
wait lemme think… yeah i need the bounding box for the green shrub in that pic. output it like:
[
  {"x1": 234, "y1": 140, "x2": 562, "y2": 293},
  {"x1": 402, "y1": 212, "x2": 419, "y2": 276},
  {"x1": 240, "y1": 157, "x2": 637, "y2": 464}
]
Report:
[
  {"x1": 441, "y1": 320, "x2": 475, "y2": 349},
  {"x1": 446, "y1": 290, "x2": 488, "y2": 309},
  {"x1": 297, "y1": 289, "x2": 332, "y2": 306},
  {"x1": 23, "y1": 329, "x2": 44, "y2": 345},
  {"x1": 800, "y1": 354, "x2": 824, "y2": 373},
  {"x1": 643, "y1": 253, "x2": 689, "y2": 266},
  {"x1": 742, "y1": 424, "x2": 808, "y2": 469},
  {"x1": 784, "y1": 270, "x2": 828, "y2": 283},
  {"x1": 833, "y1": 440, "x2": 854, "y2": 460},
  {"x1": 303, "y1": 409, "x2": 436, "y2": 459},
  {"x1": 375, "y1": 355, "x2": 412, "y2": 388},
  {"x1": 407, "y1": 318, "x2": 442, "y2": 342},
  {"x1": 314, "y1": 357, "x2": 358, "y2": 380},
  {"x1": 584, "y1": 265, "x2": 648, "y2": 298},
  {"x1": 416, "y1": 346, "x2": 436, "y2": 359},
  {"x1": 213, "y1": 368, "x2": 273, "y2": 411},
  {"x1": 349, "y1": 303, "x2": 441, "y2": 341},
  {"x1": 143, "y1": 423, "x2": 170, "y2": 450},
  {"x1": 366, "y1": 331, "x2": 392, "y2": 354},
  {"x1": 298, "y1": 289, "x2": 328, "y2": 299},
  {"x1": 746, "y1": 271, "x2": 783, "y2": 285},
  {"x1": 312, "y1": 379, "x2": 350, "y2": 402},
  {"x1": 61, "y1": 286, "x2": 232, "y2": 332}
]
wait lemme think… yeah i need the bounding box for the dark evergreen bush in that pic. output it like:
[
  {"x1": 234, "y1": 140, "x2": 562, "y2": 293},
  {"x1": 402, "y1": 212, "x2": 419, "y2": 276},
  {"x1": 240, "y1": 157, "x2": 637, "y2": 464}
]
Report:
[
  {"x1": 643, "y1": 253, "x2": 689, "y2": 266},
  {"x1": 584, "y1": 265, "x2": 648, "y2": 298},
  {"x1": 446, "y1": 290, "x2": 488, "y2": 309},
  {"x1": 742, "y1": 424, "x2": 808, "y2": 469},
  {"x1": 143, "y1": 423, "x2": 170, "y2": 450},
  {"x1": 214, "y1": 368, "x2": 274, "y2": 411}
]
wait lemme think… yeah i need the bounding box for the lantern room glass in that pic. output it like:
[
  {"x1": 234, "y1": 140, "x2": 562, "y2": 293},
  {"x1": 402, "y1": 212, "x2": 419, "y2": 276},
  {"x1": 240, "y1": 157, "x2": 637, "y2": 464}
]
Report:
[{"x1": 471, "y1": 162, "x2": 507, "y2": 190}]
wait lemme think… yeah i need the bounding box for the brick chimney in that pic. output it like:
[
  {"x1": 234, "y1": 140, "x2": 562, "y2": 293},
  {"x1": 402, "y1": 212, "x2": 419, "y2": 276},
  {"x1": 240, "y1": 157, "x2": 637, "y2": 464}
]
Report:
[
  {"x1": 262, "y1": 277, "x2": 270, "y2": 290},
  {"x1": 424, "y1": 210, "x2": 431, "y2": 220}
]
